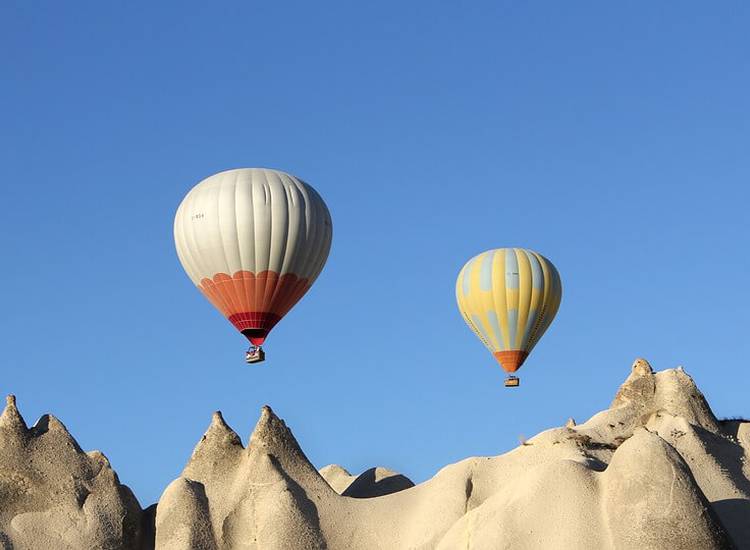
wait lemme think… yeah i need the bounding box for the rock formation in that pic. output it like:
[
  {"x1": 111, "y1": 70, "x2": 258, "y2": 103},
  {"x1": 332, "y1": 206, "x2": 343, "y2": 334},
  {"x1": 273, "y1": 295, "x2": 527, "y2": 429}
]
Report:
[
  {"x1": 1, "y1": 359, "x2": 748, "y2": 549},
  {"x1": 155, "y1": 359, "x2": 746, "y2": 549},
  {"x1": 318, "y1": 465, "x2": 414, "y2": 498},
  {"x1": 0, "y1": 395, "x2": 146, "y2": 550}
]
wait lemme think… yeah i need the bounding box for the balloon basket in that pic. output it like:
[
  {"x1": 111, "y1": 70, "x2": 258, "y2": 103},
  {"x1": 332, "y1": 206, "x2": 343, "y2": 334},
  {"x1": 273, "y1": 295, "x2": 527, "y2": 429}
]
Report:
[
  {"x1": 245, "y1": 347, "x2": 265, "y2": 364},
  {"x1": 504, "y1": 376, "x2": 520, "y2": 388}
]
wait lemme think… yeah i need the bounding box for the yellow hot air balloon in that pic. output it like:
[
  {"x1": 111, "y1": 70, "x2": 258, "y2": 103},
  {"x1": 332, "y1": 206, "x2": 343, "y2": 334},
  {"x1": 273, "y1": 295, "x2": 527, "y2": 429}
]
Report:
[{"x1": 456, "y1": 248, "x2": 562, "y2": 387}]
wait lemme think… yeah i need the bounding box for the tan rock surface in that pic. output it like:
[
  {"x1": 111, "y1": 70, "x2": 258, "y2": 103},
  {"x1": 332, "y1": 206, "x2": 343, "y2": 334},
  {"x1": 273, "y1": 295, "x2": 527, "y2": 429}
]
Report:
[
  {"x1": 1, "y1": 359, "x2": 747, "y2": 549},
  {"x1": 319, "y1": 465, "x2": 414, "y2": 498},
  {"x1": 0, "y1": 395, "x2": 145, "y2": 550},
  {"x1": 154, "y1": 360, "x2": 746, "y2": 549}
]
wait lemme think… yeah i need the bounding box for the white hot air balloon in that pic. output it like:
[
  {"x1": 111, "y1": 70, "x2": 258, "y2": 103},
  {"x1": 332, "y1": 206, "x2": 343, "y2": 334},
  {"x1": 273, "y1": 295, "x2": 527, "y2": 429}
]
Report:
[{"x1": 174, "y1": 168, "x2": 332, "y2": 363}]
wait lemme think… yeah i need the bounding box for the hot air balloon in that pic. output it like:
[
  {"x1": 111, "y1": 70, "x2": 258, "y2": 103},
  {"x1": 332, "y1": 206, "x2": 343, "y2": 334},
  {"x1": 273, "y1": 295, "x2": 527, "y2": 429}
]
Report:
[
  {"x1": 174, "y1": 168, "x2": 332, "y2": 364},
  {"x1": 456, "y1": 248, "x2": 561, "y2": 387}
]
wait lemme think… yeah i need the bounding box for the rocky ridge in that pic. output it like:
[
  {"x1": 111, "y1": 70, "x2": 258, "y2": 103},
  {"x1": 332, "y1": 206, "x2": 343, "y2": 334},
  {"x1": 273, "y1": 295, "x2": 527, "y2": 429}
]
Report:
[
  {"x1": 0, "y1": 360, "x2": 748, "y2": 549},
  {"x1": 0, "y1": 395, "x2": 145, "y2": 549}
]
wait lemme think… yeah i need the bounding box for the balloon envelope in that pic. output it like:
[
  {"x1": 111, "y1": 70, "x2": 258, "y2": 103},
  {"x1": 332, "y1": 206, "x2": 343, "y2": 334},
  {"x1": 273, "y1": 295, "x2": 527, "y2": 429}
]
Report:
[
  {"x1": 174, "y1": 168, "x2": 332, "y2": 345},
  {"x1": 456, "y1": 248, "x2": 561, "y2": 373}
]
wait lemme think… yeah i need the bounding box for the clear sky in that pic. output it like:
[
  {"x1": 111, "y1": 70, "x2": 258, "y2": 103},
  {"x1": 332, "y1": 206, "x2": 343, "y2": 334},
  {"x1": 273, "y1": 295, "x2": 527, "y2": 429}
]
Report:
[{"x1": 2, "y1": 2, "x2": 748, "y2": 506}]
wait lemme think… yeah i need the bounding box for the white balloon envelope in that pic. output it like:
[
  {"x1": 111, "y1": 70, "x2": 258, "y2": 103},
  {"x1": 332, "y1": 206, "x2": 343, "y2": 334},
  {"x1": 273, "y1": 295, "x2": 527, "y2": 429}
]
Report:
[{"x1": 174, "y1": 168, "x2": 332, "y2": 348}]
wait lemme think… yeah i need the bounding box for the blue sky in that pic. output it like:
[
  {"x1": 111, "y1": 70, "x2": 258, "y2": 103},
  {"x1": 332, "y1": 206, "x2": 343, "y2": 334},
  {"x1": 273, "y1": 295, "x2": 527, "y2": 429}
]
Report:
[{"x1": 1, "y1": 2, "x2": 748, "y2": 505}]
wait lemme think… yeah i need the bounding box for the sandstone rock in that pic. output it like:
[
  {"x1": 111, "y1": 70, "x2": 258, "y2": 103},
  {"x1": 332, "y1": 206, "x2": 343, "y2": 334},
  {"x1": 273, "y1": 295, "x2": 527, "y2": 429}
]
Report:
[
  {"x1": 154, "y1": 361, "x2": 746, "y2": 549},
  {"x1": 0, "y1": 395, "x2": 145, "y2": 550},
  {"x1": 2, "y1": 359, "x2": 748, "y2": 549}
]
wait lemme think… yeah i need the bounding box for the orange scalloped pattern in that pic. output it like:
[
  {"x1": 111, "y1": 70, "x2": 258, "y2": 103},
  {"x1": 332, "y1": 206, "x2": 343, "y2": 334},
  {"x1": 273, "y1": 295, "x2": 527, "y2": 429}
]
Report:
[{"x1": 198, "y1": 270, "x2": 311, "y2": 342}]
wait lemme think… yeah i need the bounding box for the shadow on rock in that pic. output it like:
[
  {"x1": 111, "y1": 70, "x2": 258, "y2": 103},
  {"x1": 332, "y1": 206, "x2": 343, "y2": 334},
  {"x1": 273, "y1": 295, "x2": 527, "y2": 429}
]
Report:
[{"x1": 342, "y1": 467, "x2": 415, "y2": 498}]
